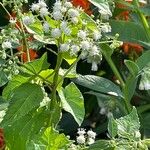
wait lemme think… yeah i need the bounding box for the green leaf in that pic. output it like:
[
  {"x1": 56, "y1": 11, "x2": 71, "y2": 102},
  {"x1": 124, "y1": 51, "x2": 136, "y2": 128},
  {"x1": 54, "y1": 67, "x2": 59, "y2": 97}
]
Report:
[
  {"x1": 136, "y1": 50, "x2": 150, "y2": 70},
  {"x1": 110, "y1": 20, "x2": 148, "y2": 43},
  {"x1": 1, "y1": 83, "x2": 43, "y2": 126},
  {"x1": 0, "y1": 70, "x2": 8, "y2": 87},
  {"x1": 100, "y1": 43, "x2": 114, "y2": 57},
  {"x1": 62, "y1": 52, "x2": 77, "y2": 65},
  {"x1": 58, "y1": 82, "x2": 85, "y2": 126},
  {"x1": 22, "y1": 53, "x2": 49, "y2": 75},
  {"x1": 116, "y1": 107, "x2": 140, "y2": 140},
  {"x1": 89, "y1": 0, "x2": 112, "y2": 16},
  {"x1": 74, "y1": 75, "x2": 122, "y2": 97},
  {"x1": 108, "y1": 116, "x2": 118, "y2": 138},
  {"x1": 2, "y1": 74, "x2": 30, "y2": 100},
  {"x1": 124, "y1": 60, "x2": 139, "y2": 76},
  {"x1": 89, "y1": 140, "x2": 115, "y2": 150}
]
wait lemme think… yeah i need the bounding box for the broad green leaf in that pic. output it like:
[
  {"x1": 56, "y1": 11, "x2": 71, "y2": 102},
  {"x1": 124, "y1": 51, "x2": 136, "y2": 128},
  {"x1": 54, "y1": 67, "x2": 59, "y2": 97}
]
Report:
[
  {"x1": 58, "y1": 82, "x2": 85, "y2": 126},
  {"x1": 89, "y1": 0, "x2": 112, "y2": 16},
  {"x1": 1, "y1": 83, "x2": 43, "y2": 126},
  {"x1": 100, "y1": 43, "x2": 114, "y2": 57},
  {"x1": 123, "y1": 75, "x2": 138, "y2": 101},
  {"x1": 136, "y1": 50, "x2": 150, "y2": 70},
  {"x1": 62, "y1": 52, "x2": 77, "y2": 65},
  {"x1": 21, "y1": 53, "x2": 49, "y2": 75},
  {"x1": 0, "y1": 70, "x2": 8, "y2": 87},
  {"x1": 42, "y1": 127, "x2": 69, "y2": 150},
  {"x1": 2, "y1": 74, "x2": 30, "y2": 100},
  {"x1": 4, "y1": 109, "x2": 50, "y2": 150},
  {"x1": 108, "y1": 116, "x2": 118, "y2": 138},
  {"x1": 110, "y1": 20, "x2": 148, "y2": 43},
  {"x1": 124, "y1": 60, "x2": 139, "y2": 76},
  {"x1": 116, "y1": 107, "x2": 140, "y2": 140},
  {"x1": 74, "y1": 75, "x2": 122, "y2": 97},
  {"x1": 89, "y1": 140, "x2": 115, "y2": 150}
]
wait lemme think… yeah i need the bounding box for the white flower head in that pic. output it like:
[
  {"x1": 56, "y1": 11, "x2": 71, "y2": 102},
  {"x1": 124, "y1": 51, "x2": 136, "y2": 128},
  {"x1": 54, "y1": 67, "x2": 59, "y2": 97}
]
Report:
[
  {"x1": 87, "y1": 130, "x2": 96, "y2": 139},
  {"x1": 76, "y1": 135, "x2": 85, "y2": 144},
  {"x1": 43, "y1": 22, "x2": 50, "y2": 33},
  {"x1": 22, "y1": 16, "x2": 34, "y2": 25},
  {"x1": 101, "y1": 23, "x2": 111, "y2": 33},
  {"x1": 77, "y1": 128, "x2": 86, "y2": 135},
  {"x1": 91, "y1": 61, "x2": 98, "y2": 71},
  {"x1": 77, "y1": 30, "x2": 87, "y2": 39},
  {"x1": 60, "y1": 21, "x2": 68, "y2": 30},
  {"x1": 64, "y1": 1, "x2": 73, "y2": 8},
  {"x1": 39, "y1": 7, "x2": 49, "y2": 17},
  {"x1": 70, "y1": 45, "x2": 80, "y2": 55},
  {"x1": 90, "y1": 45, "x2": 99, "y2": 56},
  {"x1": 53, "y1": 0, "x2": 62, "y2": 11},
  {"x1": 71, "y1": 17, "x2": 79, "y2": 24},
  {"x1": 60, "y1": 43, "x2": 70, "y2": 52},
  {"x1": 93, "y1": 30, "x2": 102, "y2": 41},
  {"x1": 38, "y1": 0, "x2": 47, "y2": 8},
  {"x1": 81, "y1": 41, "x2": 90, "y2": 50},
  {"x1": 52, "y1": 10, "x2": 63, "y2": 20},
  {"x1": 2, "y1": 41, "x2": 12, "y2": 49},
  {"x1": 31, "y1": 3, "x2": 40, "y2": 12},
  {"x1": 61, "y1": 6, "x2": 67, "y2": 13},
  {"x1": 68, "y1": 8, "x2": 79, "y2": 18},
  {"x1": 51, "y1": 28, "x2": 61, "y2": 38},
  {"x1": 9, "y1": 18, "x2": 16, "y2": 24},
  {"x1": 63, "y1": 27, "x2": 71, "y2": 35},
  {"x1": 87, "y1": 137, "x2": 95, "y2": 145}
]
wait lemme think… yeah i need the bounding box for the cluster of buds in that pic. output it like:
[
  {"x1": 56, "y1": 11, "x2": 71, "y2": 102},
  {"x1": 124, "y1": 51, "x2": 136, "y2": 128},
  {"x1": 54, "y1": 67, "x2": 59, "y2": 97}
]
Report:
[{"x1": 76, "y1": 128, "x2": 96, "y2": 145}]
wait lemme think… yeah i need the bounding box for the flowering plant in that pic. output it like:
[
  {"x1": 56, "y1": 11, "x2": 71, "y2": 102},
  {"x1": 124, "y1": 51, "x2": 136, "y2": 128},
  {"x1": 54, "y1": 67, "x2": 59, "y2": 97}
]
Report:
[{"x1": 0, "y1": 0, "x2": 150, "y2": 149}]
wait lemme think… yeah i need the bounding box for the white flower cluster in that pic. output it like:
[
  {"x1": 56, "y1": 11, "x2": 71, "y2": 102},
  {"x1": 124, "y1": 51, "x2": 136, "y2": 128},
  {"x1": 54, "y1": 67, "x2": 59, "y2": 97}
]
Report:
[
  {"x1": 29, "y1": 0, "x2": 114, "y2": 71},
  {"x1": 40, "y1": 87, "x2": 51, "y2": 107},
  {"x1": 22, "y1": 15, "x2": 35, "y2": 25},
  {"x1": 31, "y1": 0, "x2": 49, "y2": 17},
  {"x1": 76, "y1": 128, "x2": 96, "y2": 145},
  {"x1": 139, "y1": 66, "x2": 150, "y2": 90}
]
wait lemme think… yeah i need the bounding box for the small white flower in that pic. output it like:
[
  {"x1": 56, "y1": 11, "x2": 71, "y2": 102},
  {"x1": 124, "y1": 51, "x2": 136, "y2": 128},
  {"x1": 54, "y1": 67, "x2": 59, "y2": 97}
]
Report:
[
  {"x1": 31, "y1": 3, "x2": 40, "y2": 12},
  {"x1": 60, "y1": 21, "x2": 68, "y2": 30},
  {"x1": 61, "y1": 6, "x2": 67, "y2": 13},
  {"x1": 40, "y1": 96, "x2": 51, "y2": 107},
  {"x1": 81, "y1": 41, "x2": 90, "y2": 50},
  {"x1": 38, "y1": 0, "x2": 47, "y2": 8},
  {"x1": 39, "y1": 7, "x2": 49, "y2": 17},
  {"x1": 107, "y1": 112, "x2": 113, "y2": 118},
  {"x1": 71, "y1": 17, "x2": 78, "y2": 24},
  {"x1": 76, "y1": 135, "x2": 85, "y2": 144},
  {"x1": 43, "y1": 22, "x2": 50, "y2": 33},
  {"x1": 91, "y1": 61, "x2": 98, "y2": 71},
  {"x1": 87, "y1": 138, "x2": 95, "y2": 145},
  {"x1": 77, "y1": 128, "x2": 86, "y2": 135},
  {"x1": 90, "y1": 45, "x2": 99, "y2": 56},
  {"x1": 51, "y1": 28, "x2": 61, "y2": 38},
  {"x1": 52, "y1": 11, "x2": 63, "y2": 20},
  {"x1": 93, "y1": 30, "x2": 102, "y2": 41},
  {"x1": 60, "y1": 43, "x2": 69, "y2": 52},
  {"x1": 53, "y1": 1, "x2": 62, "y2": 11},
  {"x1": 9, "y1": 18, "x2": 16, "y2": 24},
  {"x1": 2, "y1": 52, "x2": 7, "y2": 59},
  {"x1": 14, "y1": 69, "x2": 19, "y2": 75},
  {"x1": 22, "y1": 16, "x2": 35, "y2": 25},
  {"x1": 77, "y1": 30, "x2": 87, "y2": 39},
  {"x1": 134, "y1": 131, "x2": 141, "y2": 139},
  {"x1": 87, "y1": 130, "x2": 96, "y2": 139},
  {"x1": 101, "y1": 24, "x2": 111, "y2": 33},
  {"x1": 100, "y1": 107, "x2": 106, "y2": 115},
  {"x1": 63, "y1": 27, "x2": 71, "y2": 35},
  {"x1": 8, "y1": 60, "x2": 13, "y2": 65},
  {"x1": 68, "y1": 9, "x2": 79, "y2": 18},
  {"x1": 64, "y1": 1, "x2": 73, "y2": 8},
  {"x1": 2, "y1": 41, "x2": 12, "y2": 49},
  {"x1": 70, "y1": 45, "x2": 80, "y2": 55}
]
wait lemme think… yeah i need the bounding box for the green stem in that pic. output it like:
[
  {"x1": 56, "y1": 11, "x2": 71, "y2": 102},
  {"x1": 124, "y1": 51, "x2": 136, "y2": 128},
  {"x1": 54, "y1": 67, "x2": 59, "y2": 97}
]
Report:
[
  {"x1": 133, "y1": 0, "x2": 150, "y2": 41},
  {"x1": 49, "y1": 52, "x2": 63, "y2": 126},
  {"x1": 102, "y1": 51, "x2": 132, "y2": 113},
  {"x1": 56, "y1": 56, "x2": 81, "y2": 87}
]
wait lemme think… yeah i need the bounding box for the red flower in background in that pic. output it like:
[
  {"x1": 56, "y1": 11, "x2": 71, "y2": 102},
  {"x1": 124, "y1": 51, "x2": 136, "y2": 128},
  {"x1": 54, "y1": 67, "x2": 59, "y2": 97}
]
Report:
[
  {"x1": 71, "y1": 0, "x2": 92, "y2": 15},
  {"x1": 122, "y1": 42, "x2": 143, "y2": 55}
]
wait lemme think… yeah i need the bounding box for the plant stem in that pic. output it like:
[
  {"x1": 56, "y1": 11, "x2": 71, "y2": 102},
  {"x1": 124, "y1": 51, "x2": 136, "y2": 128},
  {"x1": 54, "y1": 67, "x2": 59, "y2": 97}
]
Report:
[
  {"x1": 49, "y1": 52, "x2": 63, "y2": 126},
  {"x1": 133, "y1": 0, "x2": 150, "y2": 41},
  {"x1": 102, "y1": 51, "x2": 132, "y2": 113}
]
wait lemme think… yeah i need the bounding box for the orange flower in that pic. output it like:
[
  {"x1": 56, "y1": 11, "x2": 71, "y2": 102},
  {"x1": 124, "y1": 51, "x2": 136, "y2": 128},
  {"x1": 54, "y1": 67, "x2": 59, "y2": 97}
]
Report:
[
  {"x1": 71, "y1": 0, "x2": 92, "y2": 15},
  {"x1": 122, "y1": 42, "x2": 143, "y2": 55},
  {"x1": 17, "y1": 46, "x2": 38, "y2": 63}
]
